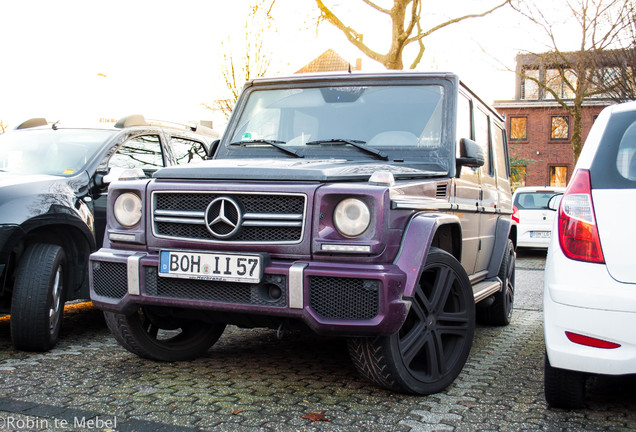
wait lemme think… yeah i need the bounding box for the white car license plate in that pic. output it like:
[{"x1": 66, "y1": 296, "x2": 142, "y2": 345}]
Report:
[
  {"x1": 530, "y1": 231, "x2": 551, "y2": 239},
  {"x1": 159, "y1": 251, "x2": 263, "y2": 283}
]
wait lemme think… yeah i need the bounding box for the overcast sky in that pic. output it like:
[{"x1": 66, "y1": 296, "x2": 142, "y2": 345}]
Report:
[{"x1": 0, "y1": 0, "x2": 577, "y2": 131}]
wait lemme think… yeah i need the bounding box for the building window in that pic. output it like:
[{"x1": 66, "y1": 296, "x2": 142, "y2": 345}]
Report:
[
  {"x1": 511, "y1": 165, "x2": 527, "y2": 189},
  {"x1": 545, "y1": 69, "x2": 576, "y2": 99},
  {"x1": 521, "y1": 69, "x2": 540, "y2": 100},
  {"x1": 551, "y1": 116, "x2": 569, "y2": 140},
  {"x1": 550, "y1": 166, "x2": 568, "y2": 187},
  {"x1": 510, "y1": 117, "x2": 527, "y2": 140}
]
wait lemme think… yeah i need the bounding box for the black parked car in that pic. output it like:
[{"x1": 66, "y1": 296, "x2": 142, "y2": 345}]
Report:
[{"x1": 0, "y1": 115, "x2": 217, "y2": 351}]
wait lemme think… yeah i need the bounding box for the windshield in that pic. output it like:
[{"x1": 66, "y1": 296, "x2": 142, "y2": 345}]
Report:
[
  {"x1": 220, "y1": 84, "x2": 449, "y2": 170},
  {"x1": 0, "y1": 129, "x2": 115, "y2": 176}
]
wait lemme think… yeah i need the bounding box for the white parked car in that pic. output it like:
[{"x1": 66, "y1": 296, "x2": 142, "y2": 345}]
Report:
[
  {"x1": 512, "y1": 186, "x2": 565, "y2": 248},
  {"x1": 544, "y1": 101, "x2": 636, "y2": 409}
]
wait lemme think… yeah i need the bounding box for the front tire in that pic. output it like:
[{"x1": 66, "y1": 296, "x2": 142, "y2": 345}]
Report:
[
  {"x1": 104, "y1": 308, "x2": 226, "y2": 361},
  {"x1": 348, "y1": 248, "x2": 475, "y2": 394},
  {"x1": 544, "y1": 353, "x2": 586, "y2": 409},
  {"x1": 11, "y1": 243, "x2": 66, "y2": 352}
]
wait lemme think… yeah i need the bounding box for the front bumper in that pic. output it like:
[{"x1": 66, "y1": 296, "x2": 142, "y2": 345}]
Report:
[
  {"x1": 544, "y1": 241, "x2": 636, "y2": 375},
  {"x1": 89, "y1": 248, "x2": 409, "y2": 336}
]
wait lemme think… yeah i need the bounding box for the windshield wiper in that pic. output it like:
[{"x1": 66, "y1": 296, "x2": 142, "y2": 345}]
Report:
[
  {"x1": 305, "y1": 139, "x2": 388, "y2": 161},
  {"x1": 229, "y1": 139, "x2": 303, "y2": 158}
]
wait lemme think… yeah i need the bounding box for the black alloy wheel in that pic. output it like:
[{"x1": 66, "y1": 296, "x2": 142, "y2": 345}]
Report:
[{"x1": 348, "y1": 248, "x2": 475, "y2": 394}]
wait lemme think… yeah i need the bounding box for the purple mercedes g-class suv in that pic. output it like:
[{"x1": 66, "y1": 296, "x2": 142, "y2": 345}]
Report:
[{"x1": 89, "y1": 72, "x2": 516, "y2": 395}]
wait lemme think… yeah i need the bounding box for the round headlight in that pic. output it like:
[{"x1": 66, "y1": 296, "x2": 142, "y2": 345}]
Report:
[
  {"x1": 114, "y1": 192, "x2": 142, "y2": 227},
  {"x1": 334, "y1": 198, "x2": 371, "y2": 237}
]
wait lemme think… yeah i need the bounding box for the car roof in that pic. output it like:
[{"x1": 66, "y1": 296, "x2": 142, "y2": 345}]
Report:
[
  {"x1": 248, "y1": 71, "x2": 460, "y2": 86},
  {"x1": 13, "y1": 114, "x2": 219, "y2": 139}
]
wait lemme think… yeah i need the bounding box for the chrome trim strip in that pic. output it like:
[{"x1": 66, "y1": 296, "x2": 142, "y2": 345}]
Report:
[
  {"x1": 127, "y1": 254, "x2": 143, "y2": 295},
  {"x1": 154, "y1": 216, "x2": 206, "y2": 224},
  {"x1": 154, "y1": 209, "x2": 205, "y2": 217},
  {"x1": 151, "y1": 190, "x2": 308, "y2": 245},
  {"x1": 392, "y1": 200, "x2": 454, "y2": 211},
  {"x1": 288, "y1": 263, "x2": 307, "y2": 309},
  {"x1": 243, "y1": 213, "x2": 303, "y2": 220},
  {"x1": 242, "y1": 221, "x2": 303, "y2": 227}
]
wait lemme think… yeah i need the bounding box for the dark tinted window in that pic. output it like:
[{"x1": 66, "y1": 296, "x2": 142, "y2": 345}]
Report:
[
  {"x1": 590, "y1": 111, "x2": 636, "y2": 189},
  {"x1": 109, "y1": 135, "x2": 164, "y2": 174},
  {"x1": 171, "y1": 137, "x2": 207, "y2": 164},
  {"x1": 514, "y1": 192, "x2": 562, "y2": 210}
]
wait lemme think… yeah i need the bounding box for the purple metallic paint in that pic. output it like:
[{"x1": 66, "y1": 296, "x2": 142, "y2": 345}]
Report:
[{"x1": 89, "y1": 247, "x2": 410, "y2": 336}]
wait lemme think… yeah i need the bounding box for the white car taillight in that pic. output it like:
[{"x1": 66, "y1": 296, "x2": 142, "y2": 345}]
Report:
[
  {"x1": 558, "y1": 169, "x2": 605, "y2": 263},
  {"x1": 512, "y1": 205, "x2": 519, "y2": 223}
]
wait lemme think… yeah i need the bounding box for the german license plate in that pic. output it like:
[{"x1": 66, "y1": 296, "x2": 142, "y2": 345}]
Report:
[
  {"x1": 530, "y1": 231, "x2": 551, "y2": 239},
  {"x1": 159, "y1": 251, "x2": 263, "y2": 283}
]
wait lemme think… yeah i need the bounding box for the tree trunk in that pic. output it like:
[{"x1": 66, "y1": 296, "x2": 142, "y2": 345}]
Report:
[{"x1": 571, "y1": 101, "x2": 583, "y2": 165}]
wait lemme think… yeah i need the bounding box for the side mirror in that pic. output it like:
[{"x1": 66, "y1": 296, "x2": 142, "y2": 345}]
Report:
[
  {"x1": 456, "y1": 138, "x2": 485, "y2": 168},
  {"x1": 208, "y1": 139, "x2": 220, "y2": 159},
  {"x1": 547, "y1": 194, "x2": 563, "y2": 211}
]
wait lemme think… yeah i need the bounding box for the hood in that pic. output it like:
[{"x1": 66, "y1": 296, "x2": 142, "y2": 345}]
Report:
[
  {"x1": 0, "y1": 171, "x2": 60, "y2": 188},
  {"x1": 153, "y1": 159, "x2": 447, "y2": 182},
  {"x1": 0, "y1": 171, "x2": 91, "y2": 225}
]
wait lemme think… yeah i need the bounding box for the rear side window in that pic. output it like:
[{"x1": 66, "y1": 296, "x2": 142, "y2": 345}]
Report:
[
  {"x1": 590, "y1": 111, "x2": 636, "y2": 189},
  {"x1": 616, "y1": 122, "x2": 636, "y2": 181}
]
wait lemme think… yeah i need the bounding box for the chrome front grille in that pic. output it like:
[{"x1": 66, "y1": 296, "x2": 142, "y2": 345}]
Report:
[{"x1": 152, "y1": 192, "x2": 306, "y2": 243}]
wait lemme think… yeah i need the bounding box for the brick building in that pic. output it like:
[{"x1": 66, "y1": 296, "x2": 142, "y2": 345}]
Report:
[{"x1": 494, "y1": 53, "x2": 614, "y2": 188}]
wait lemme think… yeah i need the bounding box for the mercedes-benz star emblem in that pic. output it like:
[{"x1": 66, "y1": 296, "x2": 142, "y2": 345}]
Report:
[{"x1": 205, "y1": 197, "x2": 243, "y2": 239}]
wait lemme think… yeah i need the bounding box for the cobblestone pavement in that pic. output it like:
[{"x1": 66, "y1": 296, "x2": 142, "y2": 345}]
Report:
[{"x1": 1, "y1": 249, "x2": 635, "y2": 431}]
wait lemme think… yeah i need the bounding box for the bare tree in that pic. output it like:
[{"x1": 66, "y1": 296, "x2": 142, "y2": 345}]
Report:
[
  {"x1": 0, "y1": 120, "x2": 7, "y2": 133},
  {"x1": 589, "y1": 6, "x2": 636, "y2": 104},
  {"x1": 594, "y1": 48, "x2": 636, "y2": 102},
  {"x1": 215, "y1": 1, "x2": 275, "y2": 120},
  {"x1": 314, "y1": 0, "x2": 511, "y2": 70},
  {"x1": 512, "y1": 0, "x2": 634, "y2": 163}
]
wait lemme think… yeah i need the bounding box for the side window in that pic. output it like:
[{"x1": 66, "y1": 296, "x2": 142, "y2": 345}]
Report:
[
  {"x1": 493, "y1": 123, "x2": 509, "y2": 181},
  {"x1": 171, "y1": 137, "x2": 207, "y2": 165},
  {"x1": 456, "y1": 93, "x2": 472, "y2": 147},
  {"x1": 616, "y1": 121, "x2": 636, "y2": 181},
  {"x1": 474, "y1": 108, "x2": 492, "y2": 176},
  {"x1": 109, "y1": 135, "x2": 164, "y2": 175}
]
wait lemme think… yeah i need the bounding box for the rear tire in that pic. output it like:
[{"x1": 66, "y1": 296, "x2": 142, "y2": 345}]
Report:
[
  {"x1": 11, "y1": 243, "x2": 66, "y2": 352},
  {"x1": 348, "y1": 248, "x2": 475, "y2": 394},
  {"x1": 104, "y1": 307, "x2": 226, "y2": 361},
  {"x1": 544, "y1": 352, "x2": 586, "y2": 409},
  {"x1": 477, "y1": 238, "x2": 515, "y2": 326}
]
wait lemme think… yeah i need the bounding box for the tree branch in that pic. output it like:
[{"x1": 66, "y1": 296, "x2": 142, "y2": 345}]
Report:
[
  {"x1": 314, "y1": 0, "x2": 387, "y2": 64},
  {"x1": 360, "y1": 0, "x2": 390, "y2": 14},
  {"x1": 407, "y1": 0, "x2": 511, "y2": 44}
]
